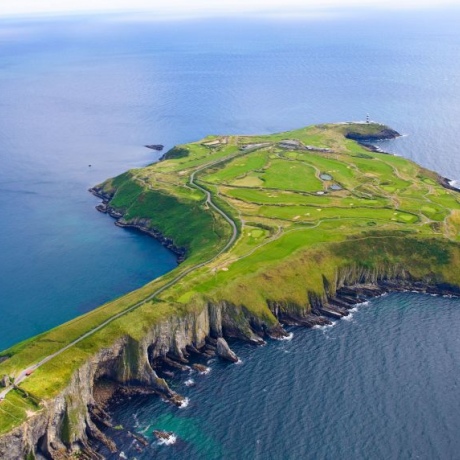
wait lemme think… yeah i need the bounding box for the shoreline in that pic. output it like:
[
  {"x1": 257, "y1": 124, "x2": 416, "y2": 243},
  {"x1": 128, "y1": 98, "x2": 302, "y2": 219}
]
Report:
[
  {"x1": 89, "y1": 187, "x2": 187, "y2": 263},
  {"x1": 351, "y1": 139, "x2": 460, "y2": 193}
]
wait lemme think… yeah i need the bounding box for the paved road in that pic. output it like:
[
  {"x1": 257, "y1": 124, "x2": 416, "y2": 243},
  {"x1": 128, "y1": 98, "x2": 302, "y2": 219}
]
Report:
[{"x1": 0, "y1": 155, "x2": 239, "y2": 401}]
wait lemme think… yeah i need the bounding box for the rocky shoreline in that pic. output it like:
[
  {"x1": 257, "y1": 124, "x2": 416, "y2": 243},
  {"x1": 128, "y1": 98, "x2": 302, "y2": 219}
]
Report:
[
  {"x1": 345, "y1": 127, "x2": 401, "y2": 143},
  {"x1": 342, "y1": 130, "x2": 460, "y2": 193},
  {"x1": 89, "y1": 187, "x2": 187, "y2": 263},
  {"x1": 438, "y1": 176, "x2": 460, "y2": 193},
  {"x1": 344, "y1": 127, "x2": 401, "y2": 154},
  {"x1": 86, "y1": 280, "x2": 460, "y2": 458}
]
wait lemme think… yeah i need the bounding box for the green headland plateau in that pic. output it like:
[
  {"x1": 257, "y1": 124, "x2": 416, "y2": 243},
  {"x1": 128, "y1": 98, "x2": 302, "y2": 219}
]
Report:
[{"x1": 2, "y1": 122, "x2": 460, "y2": 458}]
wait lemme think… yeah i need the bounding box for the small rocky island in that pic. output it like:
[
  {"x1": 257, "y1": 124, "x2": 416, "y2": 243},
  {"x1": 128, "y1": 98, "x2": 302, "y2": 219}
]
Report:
[
  {"x1": 144, "y1": 144, "x2": 164, "y2": 151},
  {"x1": 2, "y1": 122, "x2": 460, "y2": 459}
]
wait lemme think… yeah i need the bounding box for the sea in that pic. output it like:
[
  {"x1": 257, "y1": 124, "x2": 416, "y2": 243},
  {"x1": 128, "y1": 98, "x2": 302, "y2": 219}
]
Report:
[{"x1": 1, "y1": 7, "x2": 460, "y2": 459}]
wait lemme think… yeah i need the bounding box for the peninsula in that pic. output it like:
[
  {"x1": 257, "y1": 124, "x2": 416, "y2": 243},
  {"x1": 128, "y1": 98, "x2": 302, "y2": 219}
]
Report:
[{"x1": 2, "y1": 122, "x2": 460, "y2": 459}]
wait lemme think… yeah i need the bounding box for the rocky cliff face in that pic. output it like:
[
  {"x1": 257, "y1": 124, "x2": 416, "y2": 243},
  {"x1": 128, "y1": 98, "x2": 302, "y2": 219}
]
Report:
[
  {"x1": 90, "y1": 186, "x2": 187, "y2": 262},
  {"x1": 1, "y1": 264, "x2": 458, "y2": 459},
  {"x1": 344, "y1": 127, "x2": 400, "y2": 142},
  {"x1": 0, "y1": 302, "x2": 280, "y2": 459}
]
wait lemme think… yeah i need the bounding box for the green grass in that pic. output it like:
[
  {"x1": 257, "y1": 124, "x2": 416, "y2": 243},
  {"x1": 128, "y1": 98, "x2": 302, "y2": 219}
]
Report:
[
  {"x1": 0, "y1": 390, "x2": 40, "y2": 434},
  {"x1": 225, "y1": 187, "x2": 332, "y2": 205},
  {"x1": 203, "y1": 151, "x2": 268, "y2": 184},
  {"x1": 262, "y1": 159, "x2": 323, "y2": 192},
  {"x1": 254, "y1": 204, "x2": 418, "y2": 224},
  {"x1": 298, "y1": 154, "x2": 356, "y2": 185}
]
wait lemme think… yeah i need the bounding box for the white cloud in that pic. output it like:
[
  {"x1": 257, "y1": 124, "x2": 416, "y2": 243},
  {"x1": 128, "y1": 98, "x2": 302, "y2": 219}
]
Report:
[{"x1": 0, "y1": 0, "x2": 459, "y2": 18}]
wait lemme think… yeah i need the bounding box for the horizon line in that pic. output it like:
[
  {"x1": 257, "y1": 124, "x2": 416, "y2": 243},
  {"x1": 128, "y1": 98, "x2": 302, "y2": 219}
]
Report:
[{"x1": 1, "y1": 2, "x2": 459, "y2": 21}]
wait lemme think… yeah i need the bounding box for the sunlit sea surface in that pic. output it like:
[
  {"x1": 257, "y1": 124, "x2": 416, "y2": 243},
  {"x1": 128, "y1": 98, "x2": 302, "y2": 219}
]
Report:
[{"x1": 1, "y1": 8, "x2": 460, "y2": 459}]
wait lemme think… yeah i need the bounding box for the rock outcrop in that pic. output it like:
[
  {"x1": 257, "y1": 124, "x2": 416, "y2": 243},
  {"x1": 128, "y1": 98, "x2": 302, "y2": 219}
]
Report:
[
  {"x1": 344, "y1": 127, "x2": 400, "y2": 153},
  {"x1": 1, "y1": 375, "x2": 9, "y2": 388},
  {"x1": 216, "y1": 338, "x2": 239, "y2": 363},
  {"x1": 345, "y1": 127, "x2": 400, "y2": 142},
  {"x1": 144, "y1": 144, "x2": 164, "y2": 151}
]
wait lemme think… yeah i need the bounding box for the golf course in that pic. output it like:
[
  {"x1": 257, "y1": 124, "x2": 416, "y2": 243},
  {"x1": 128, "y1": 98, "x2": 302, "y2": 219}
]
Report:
[{"x1": 2, "y1": 122, "x2": 460, "y2": 453}]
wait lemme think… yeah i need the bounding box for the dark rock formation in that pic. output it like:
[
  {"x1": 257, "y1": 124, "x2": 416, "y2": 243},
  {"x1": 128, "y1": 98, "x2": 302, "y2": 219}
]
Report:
[
  {"x1": 186, "y1": 344, "x2": 203, "y2": 356},
  {"x1": 313, "y1": 305, "x2": 349, "y2": 319},
  {"x1": 265, "y1": 324, "x2": 290, "y2": 339},
  {"x1": 192, "y1": 364, "x2": 209, "y2": 373},
  {"x1": 1, "y1": 375, "x2": 9, "y2": 388},
  {"x1": 158, "y1": 356, "x2": 190, "y2": 372},
  {"x1": 345, "y1": 127, "x2": 400, "y2": 142},
  {"x1": 438, "y1": 176, "x2": 460, "y2": 193},
  {"x1": 130, "y1": 432, "x2": 149, "y2": 447},
  {"x1": 153, "y1": 430, "x2": 175, "y2": 442},
  {"x1": 344, "y1": 127, "x2": 400, "y2": 154},
  {"x1": 216, "y1": 338, "x2": 239, "y2": 363},
  {"x1": 169, "y1": 394, "x2": 187, "y2": 407},
  {"x1": 356, "y1": 142, "x2": 384, "y2": 153},
  {"x1": 268, "y1": 300, "x2": 332, "y2": 327},
  {"x1": 144, "y1": 144, "x2": 164, "y2": 151},
  {"x1": 205, "y1": 336, "x2": 218, "y2": 347}
]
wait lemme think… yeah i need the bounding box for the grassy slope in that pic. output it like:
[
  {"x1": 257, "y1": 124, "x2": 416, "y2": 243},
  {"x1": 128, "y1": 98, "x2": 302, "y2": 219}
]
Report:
[{"x1": 2, "y1": 122, "x2": 460, "y2": 434}]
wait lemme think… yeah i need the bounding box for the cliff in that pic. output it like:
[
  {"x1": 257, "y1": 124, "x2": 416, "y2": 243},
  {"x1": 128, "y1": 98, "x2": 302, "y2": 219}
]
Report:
[{"x1": 0, "y1": 301, "x2": 280, "y2": 459}]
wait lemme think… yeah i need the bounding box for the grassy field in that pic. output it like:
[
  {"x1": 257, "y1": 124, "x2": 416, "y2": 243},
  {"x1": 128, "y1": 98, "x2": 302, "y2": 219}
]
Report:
[{"x1": 2, "y1": 122, "x2": 460, "y2": 435}]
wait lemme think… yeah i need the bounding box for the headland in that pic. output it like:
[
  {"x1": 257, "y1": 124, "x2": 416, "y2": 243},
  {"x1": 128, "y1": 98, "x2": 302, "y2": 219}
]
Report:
[{"x1": 2, "y1": 122, "x2": 460, "y2": 458}]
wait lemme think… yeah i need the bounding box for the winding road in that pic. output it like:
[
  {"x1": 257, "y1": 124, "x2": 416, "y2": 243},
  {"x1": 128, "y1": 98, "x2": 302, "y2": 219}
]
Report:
[{"x1": 0, "y1": 155, "x2": 239, "y2": 401}]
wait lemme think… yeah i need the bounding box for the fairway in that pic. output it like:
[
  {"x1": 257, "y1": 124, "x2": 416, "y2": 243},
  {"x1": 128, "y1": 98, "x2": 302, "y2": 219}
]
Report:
[{"x1": 261, "y1": 159, "x2": 322, "y2": 192}]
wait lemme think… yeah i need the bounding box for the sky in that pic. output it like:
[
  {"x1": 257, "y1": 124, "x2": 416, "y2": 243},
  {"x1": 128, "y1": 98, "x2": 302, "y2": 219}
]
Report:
[{"x1": 1, "y1": 0, "x2": 459, "y2": 18}]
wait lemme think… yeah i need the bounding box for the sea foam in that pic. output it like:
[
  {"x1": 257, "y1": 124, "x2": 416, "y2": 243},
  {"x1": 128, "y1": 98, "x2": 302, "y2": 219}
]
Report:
[
  {"x1": 179, "y1": 397, "x2": 190, "y2": 409},
  {"x1": 278, "y1": 332, "x2": 294, "y2": 341},
  {"x1": 158, "y1": 434, "x2": 177, "y2": 446}
]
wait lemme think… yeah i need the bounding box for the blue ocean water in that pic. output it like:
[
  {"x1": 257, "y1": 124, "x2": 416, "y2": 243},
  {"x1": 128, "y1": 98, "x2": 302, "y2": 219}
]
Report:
[{"x1": 2, "y1": 8, "x2": 460, "y2": 458}]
